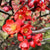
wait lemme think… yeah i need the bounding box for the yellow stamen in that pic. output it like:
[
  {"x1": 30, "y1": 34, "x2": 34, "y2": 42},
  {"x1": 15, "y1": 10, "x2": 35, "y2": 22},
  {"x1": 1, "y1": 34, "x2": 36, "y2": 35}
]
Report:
[
  {"x1": 19, "y1": 15, "x2": 23, "y2": 19},
  {"x1": 23, "y1": 28, "x2": 28, "y2": 33},
  {"x1": 26, "y1": 12, "x2": 29, "y2": 16},
  {"x1": 11, "y1": 24, "x2": 17, "y2": 31}
]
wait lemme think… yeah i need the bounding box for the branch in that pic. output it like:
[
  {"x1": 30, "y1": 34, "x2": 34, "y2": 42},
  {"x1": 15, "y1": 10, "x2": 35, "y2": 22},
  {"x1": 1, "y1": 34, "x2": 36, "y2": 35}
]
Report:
[
  {"x1": 37, "y1": 13, "x2": 50, "y2": 19},
  {"x1": 9, "y1": 0, "x2": 14, "y2": 14},
  {"x1": 42, "y1": 38, "x2": 50, "y2": 41},
  {"x1": 0, "y1": 0, "x2": 2, "y2": 5},
  {"x1": 32, "y1": 27, "x2": 50, "y2": 33},
  {"x1": 41, "y1": 38, "x2": 50, "y2": 44},
  {"x1": 0, "y1": 8, "x2": 13, "y2": 16}
]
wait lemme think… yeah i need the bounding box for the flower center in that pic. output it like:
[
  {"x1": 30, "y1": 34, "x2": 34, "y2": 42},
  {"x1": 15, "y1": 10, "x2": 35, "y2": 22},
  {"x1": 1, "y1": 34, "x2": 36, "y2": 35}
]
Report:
[
  {"x1": 23, "y1": 28, "x2": 28, "y2": 33},
  {"x1": 26, "y1": 12, "x2": 29, "y2": 16},
  {"x1": 11, "y1": 24, "x2": 17, "y2": 31},
  {"x1": 43, "y1": 3, "x2": 45, "y2": 8},
  {"x1": 19, "y1": 15, "x2": 23, "y2": 19}
]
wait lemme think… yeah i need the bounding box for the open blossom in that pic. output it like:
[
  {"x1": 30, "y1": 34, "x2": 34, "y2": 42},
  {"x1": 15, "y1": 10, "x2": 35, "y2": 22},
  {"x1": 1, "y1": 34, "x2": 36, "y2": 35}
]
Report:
[
  {"x1": 1, "y1": 0, "x2": 48, "y2": 49},
  {"x1": 19, "y1": 39, "x2": 29, "y2": 50},
  {"x1": 40, "y1": 2, "x2": 46, "y2": 11},
  {"x1": 3, "y1": 6, "x2": 9, "y2": 12},
  {"x1": 28, "y1": 1, "x2": 34, "y2": 8},
  {"x1": 14, "y1": 11, "x2": 25, "y2": 21},
  {"x1": 24, "y1": 10, "x2": 32, "y2": 20},
  {"x1": 34, "y1": 33, "x2": 43, "y2": 46},
  {"x1": 20, "y1": 24, "x2": 32, "y2": 36},
  {"x1": 2, "y1": 19, "x2": 20, "y2": 35}
]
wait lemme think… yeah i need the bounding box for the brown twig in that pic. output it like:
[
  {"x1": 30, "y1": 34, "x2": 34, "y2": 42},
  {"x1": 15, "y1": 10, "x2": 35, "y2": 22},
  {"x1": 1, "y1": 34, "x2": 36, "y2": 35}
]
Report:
[
  {"x1": 0, "y1": 8, "x2": 13, "y2": 16},
  {"x1": 42, "y1": 38, "x2": 50, "y2": 41},
  {"x1": 9, "y1": 0, "x2": 14, "y2": 14},
  {"x1": 32, "y1": 27, "x2": 50, "y2": 33},
  {"x1": 37, "y1": 13, "x2": 50, "y2": 19}
]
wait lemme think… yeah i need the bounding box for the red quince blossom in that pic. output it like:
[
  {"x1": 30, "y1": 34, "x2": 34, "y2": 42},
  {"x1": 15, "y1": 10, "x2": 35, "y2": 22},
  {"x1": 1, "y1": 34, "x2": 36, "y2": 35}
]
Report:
[
  {"x1": 34, "y1": 0, "x2": 40, "y2": 3},
  {"x1": 34, "y1": 33, "x2": 43, "y2": 46},
  {"x1": 28, "y1": 1, "x2": 34, "y2": 8},
  {"x1": 14, "y1": 11, "x2": 25, "y2": 21},
  {"x1": 32, "y1": 15, "x2": 37, "y2": 23},
  {"x1": 29, "y1": 41, "x2": 35, "y2": 48},
  {"x1": 19, "y1": 0, "x2": 26, "y2": 4},
  {"x1": 2, "y1": 19, "x2": 20, "y2": 35},
  {"x1": 22, "y1": 6, "x2": 28, "y2": 12},
  {"x1": 8, "y1": 6, "x2": 12, "y2": 10},
  {"x1": 35, "y1": 7, "x2": 41, "y2": 12},
  {"x1": 17, "y1": 33, "x2": 24, "y2": 41},
  {"x1": 3, "y1": 6, "x2": 9, "y2": 12},
  {"x1": 16, "y1": 19, "x2": 24, "y2": 26},
  {"x1": 3, "y1": 6, "x2": 12, "y2": 12},
  {"x1": 20, "y1": 24, "x2": 32, "y2": 36},
  {"x1": 24, "y1": 10, "x2": 32, "y2": 20},
  {"x1": 19, "y1": 39, "x2": 29, "y2": 50},
  {"x1": 40, "y1": 2, "x2": 46, "y2": 11}
]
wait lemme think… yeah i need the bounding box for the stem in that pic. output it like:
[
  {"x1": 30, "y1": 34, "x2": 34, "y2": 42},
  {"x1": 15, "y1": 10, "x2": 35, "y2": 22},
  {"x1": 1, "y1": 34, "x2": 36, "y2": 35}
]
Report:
[
  {"x1": 42, "y1": 38, "x2": 50, "y2": 41},
  {"x1": 37, "y1": 13, "x2": 50, "y2": 19},
  {"x1": 0, "y1": 0, "x2": 2, "y2": 5},
  {"x1": 32, "y1": 27, "x2": 50, "y2": 33},
  {"x1": 0, "y1": 8, "x2": 12, "y2": 16},
  {"x1": 9, "y1": 0, "x2": 14, "y2": 14}
]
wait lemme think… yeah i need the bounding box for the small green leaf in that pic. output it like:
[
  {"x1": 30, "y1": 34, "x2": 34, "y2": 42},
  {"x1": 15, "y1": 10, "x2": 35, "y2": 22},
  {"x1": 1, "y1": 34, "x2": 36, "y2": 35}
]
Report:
[{"x1": 2, "y1": 32, "x2": 8, "y2": 39}]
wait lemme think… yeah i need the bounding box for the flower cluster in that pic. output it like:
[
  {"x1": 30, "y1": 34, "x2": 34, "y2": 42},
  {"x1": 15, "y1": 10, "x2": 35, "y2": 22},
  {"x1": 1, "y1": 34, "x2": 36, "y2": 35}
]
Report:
[
  {"x1": 19, "y1": 33, "x2": 43, "y2": 50},
  {"x1": 19, "y1": 0, "x2": 50, "y2": 11},
  {"x1": 3, "y1": 0, "x2": 50, "y2": 12},
  {"x1": 2, "y1": 6, "x2": 43, "y2": 50},
  {"x1": 2, "y1": 0, "x2": 50, "y2": 50}
]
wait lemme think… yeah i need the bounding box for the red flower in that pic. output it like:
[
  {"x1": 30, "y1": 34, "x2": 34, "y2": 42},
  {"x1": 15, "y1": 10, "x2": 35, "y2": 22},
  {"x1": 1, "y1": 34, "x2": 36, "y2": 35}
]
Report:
[
  {"x1": 34, "y1": 33, "x2": 43, "y2": 46},
  {"x1": 16, "y1": 19, "x2": 24, "y2": 26},
  {"x1": 19, "y1": 0, "x2": 25, "y2": 5},
  {"x1": 32, "y1": 15, "x2": 37, "y2": 23},
  {"x1": 20, "y1": 24, "x2": 32, "y2": 36},
  {"x1": 17, "y1": 33, "x2": 24, "y2": 41},
  {"x1": 34, "y1": 0, "x2": 40, "y2": 3},
  {"x1": 29, "y1": 41, "x2": 35, "y2": 48},
  {"x1": 22, "y1": 6, "x2": 28, "y2": 11},
  {"x1": 40, "y1": 2, "x2": 46, "y2": 11},
  {"x1": 14, "y1": 12, "x2": 25, "y2": 21},
  {"x1": 8, "y1": 6, "x2": 12, "y2": 10},
  {"x1": 2, "y1": 19, "x2": 20, "y2": 35},
  {"x1": 35, "y1": 7, "x2": 41, "y2": 12},
  {"x1": 3, "y1": 6, "x2": 12, "y2": 12},
  {"x1": 28, "y1": 1, "x2": 34, "y2": 8},
  {"x1": 19, "y1": 39, "x2": 29, "y2": 50},
  {"x1": 3, "y1": 6, "x2": 9, "y2": 12},
  {"x1": 24, "y1": 10, "x2": 32, "y2": 20}
]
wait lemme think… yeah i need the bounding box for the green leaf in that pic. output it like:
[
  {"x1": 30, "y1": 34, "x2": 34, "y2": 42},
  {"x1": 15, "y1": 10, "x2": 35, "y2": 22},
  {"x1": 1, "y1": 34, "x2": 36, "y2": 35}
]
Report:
[{"x1": 1, "y1": 32, "x2": 8, "y2": 39}]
